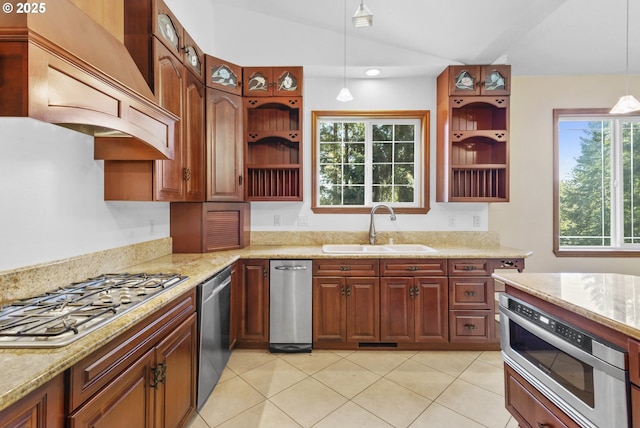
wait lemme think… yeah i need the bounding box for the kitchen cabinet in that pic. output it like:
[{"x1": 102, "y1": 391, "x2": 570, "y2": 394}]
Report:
[
  {"x1": 105, "y1": 0, "x2": 205, "y2": 201},
  {"x1": 236, "y1": 259, "x2": 270, "y2": 346},
  {"x1": 170, "y1": 202, "x2": 251, "y2": 253},
  {"x1": 243, "y1": 67, "x2": 303, "y2": 97},
  {"x1": 68, "y1": 289, "x2": 197, "y2": 428},
  {"x1": 436, "y1": 64, "x2": 511, "y2": 202},
  {"x1": 0, "y1": 373, "x2": 65, "y2": 428},
  {"x1": 448, "y1": 259, "x2": 495, "y2": 344},
  {"x1": 312, "y1": 259, "x2": 380, "y2": 346},
  {"x1": 205, "y1": 55, "x2": 243, "y2": 96},
  {"x1": 244, "y1": 96, "x2": 303, "y2": 201},
  {"x1": 380, "y1": 259, "x2": 448, "y2": 344},
  {"x1": 206, "y1": 88, "x2": 244, "y2": 201},
  {"x1": 504, "y1": 364, "x2": 579, "y2": 428}
]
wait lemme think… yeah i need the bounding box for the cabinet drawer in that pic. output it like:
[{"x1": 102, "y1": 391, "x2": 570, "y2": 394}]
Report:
[
  {"x1": 448, "y1": 259, "x2": 492, "y2": 276},
  {"x1": 449, "y1": 277, "x2": 492, "y2": 309},
  {"x1": 68, "y1": 289, "x2": 196, "y2": 411},
  {"x1": 449, "y1": 311, "x2": 491, "y2": 342},
  {"x1": 505, "y1": 364, "x2": 579, "y2": 428},
  {"x1": 313, "y1": 259, "x2": 379, "y2": 277},
  {"x1": 380, "y1": 259, "x2": 447, "y2": 276}
]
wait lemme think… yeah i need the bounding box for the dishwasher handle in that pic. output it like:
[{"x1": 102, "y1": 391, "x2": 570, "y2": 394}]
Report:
[{"x1": 274, "y1": 265, "x2": 308, "y2": 271}]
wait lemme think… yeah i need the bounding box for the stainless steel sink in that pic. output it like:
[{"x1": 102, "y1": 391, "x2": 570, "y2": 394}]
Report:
[{"x1": 321, "y1": 244, "x2": 437, "y2": 254}]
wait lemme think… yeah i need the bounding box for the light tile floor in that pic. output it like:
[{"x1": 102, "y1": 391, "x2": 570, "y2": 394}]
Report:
[{"x1": 187, "y1": 349, "x2": 520, "y2": 428}]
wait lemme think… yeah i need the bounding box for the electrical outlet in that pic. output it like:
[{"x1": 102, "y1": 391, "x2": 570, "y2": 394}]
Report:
[
  {"x1": 448, "y1": 216, "x2": 456, "y2": 227},
  {"x1": 297, "y1": 216, "x2": 308, "y2": 227},
  {"x1": 473, "y1": 215, "x2": 481, "y2": 227},
  {"x1": 274, "y1": 215, "x2": 282, "y2": 226}
]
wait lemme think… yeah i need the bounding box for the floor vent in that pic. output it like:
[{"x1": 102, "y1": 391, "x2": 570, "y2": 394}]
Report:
[{"x1": 358, "y1": 342, "x2": 398, "y2": 348}]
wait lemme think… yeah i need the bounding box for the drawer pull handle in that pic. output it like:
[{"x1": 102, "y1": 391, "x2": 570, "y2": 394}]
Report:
[
  {"x1": 537, "y1": 424, "x2": 550, "y2": 428},
  {"x1": 462, "y1": 266, "x2": 475, "y2": 271},
  {"x1": 408, "y1": 266, "x2": 419, "y2": 271},
  {"x1": 464, "y1": 324, "x2": 477, "y2": 330},
  {"x1": 340, "y1": 266, "x2": 352, "y2": 271},
  {"x1": 464, "y1": 291, "x2": 477, "y2": 296}
]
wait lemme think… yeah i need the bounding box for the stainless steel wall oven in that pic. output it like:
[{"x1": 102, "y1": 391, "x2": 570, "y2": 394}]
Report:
[{"x1": 499, "y1": 294, "x2": 629, "y2": 428}]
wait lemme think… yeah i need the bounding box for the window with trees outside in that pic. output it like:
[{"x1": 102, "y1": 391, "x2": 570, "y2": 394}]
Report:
[
  {"x1": 311, "y1": 110, "x2": 429, "y2": 214},
  {"x1": 554, "y1": 108, "x2": 640, "y2": 256}
]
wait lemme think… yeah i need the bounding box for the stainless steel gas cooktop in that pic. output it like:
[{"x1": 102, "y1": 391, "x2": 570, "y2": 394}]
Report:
[{"x1": 0, "y1": 272, "x2": 188, "y2": 348}]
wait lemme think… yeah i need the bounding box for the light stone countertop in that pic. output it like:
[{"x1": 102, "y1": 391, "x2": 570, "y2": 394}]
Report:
[
  {"x1": 0, "y1": 242, "x2": 532, "y2": 412},
  {"x1": 493, "y1": 271, "x2": 640, "y2": 340}
]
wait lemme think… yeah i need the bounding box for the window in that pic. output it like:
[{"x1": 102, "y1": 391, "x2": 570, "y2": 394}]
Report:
[
  {"x1": 311, "y1": 110, "x2": 429, "y2": 214},
  {"x1": 554, "y1": 108, "x2": 640, "y2": 256}
]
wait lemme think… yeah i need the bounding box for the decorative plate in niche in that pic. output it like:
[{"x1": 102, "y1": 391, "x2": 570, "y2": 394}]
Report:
[
  {"x1": 185, "y1": 46, "x2": 201, "y2": 74},
  {"x1": 211, "y1": 65, "x2": 237, "y2": 88},
  {"x1": 454, "y1": 70, "x2": 475, "y2": 91},
  {"x1": 248, "y1": 73, "x2": 269, "y2": 91},
  {"x1": 157, "y1": 14, "x2": 179, "y2": 50},
  {"x1": 278, "y1": 72, "x2": 298, "y2": 92},
  {"x1": 484, "y1": 71, "x2": 506, "y2": 91}
]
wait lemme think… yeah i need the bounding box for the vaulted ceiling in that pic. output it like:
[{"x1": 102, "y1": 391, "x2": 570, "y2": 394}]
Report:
[{"x1": 210, "y1": 0, "x2": 639, "y2": 79}]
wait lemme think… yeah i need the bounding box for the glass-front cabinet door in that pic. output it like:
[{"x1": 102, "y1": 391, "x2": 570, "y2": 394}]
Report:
[
  {"x1": 448, "y1": 65, "x2": 510, "y2": 96},
  {"x1": 205, "y1": 55, "x2": 243, "y2": 95}
]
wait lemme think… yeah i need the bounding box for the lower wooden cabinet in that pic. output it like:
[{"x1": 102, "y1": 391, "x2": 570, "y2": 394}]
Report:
[
  {"x1": 380, "y1": 276, "x2": 448, "y2": 343},
  {"x1": 504, "y1": 364, "x2": 579, "y2": 428},
  {"x1": 68, "y1": 290, "x2": 197, "y2": 428},
  {"x1": 236, "y1": 259, "x2": 269, "y2": 346},
  {"x1": 0, "y1": 373, "x2": 65, "y2": 428},
  {"x1": 313, "y1": 276, "x2": 380, "y2": 344}
]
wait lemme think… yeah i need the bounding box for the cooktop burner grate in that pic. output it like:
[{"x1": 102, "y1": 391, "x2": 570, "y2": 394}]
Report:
[{"x1": 0, "y1": 272, "x2": 187, "y2": 347}]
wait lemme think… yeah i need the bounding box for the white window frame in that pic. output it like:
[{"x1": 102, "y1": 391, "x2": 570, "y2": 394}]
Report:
[{"x1": 554, "y1": 108, "x2": 640, "y2": 256}]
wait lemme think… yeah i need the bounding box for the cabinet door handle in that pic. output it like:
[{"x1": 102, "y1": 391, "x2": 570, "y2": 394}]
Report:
[
  {"x1": 263, "y1": 268, "x2": 268, "y2": 278},
  {"x1": 150, "y1": 362, "x2": 166, "y2": 389},
  {"x1": 183, "y1": 167, "x2": 191, "y2": 181},
  {"x1": 413, "y1": 286, "x2": 420, "y2": 297},
  {"x1": 409, "y1": 287, "x2": 415, "y2": 298},
  {"x1": 346, "y1": 287, "x2": 351, "y2": 297},
  {"x1": 464, "y1": 291, "x2": 477, "y2": 296},
  {"x1": 239, "y1": 175, "x2": 244, "y2": 185},
  {"x1": 341, "y1": 287, "x2": 346, "y2": 296}
]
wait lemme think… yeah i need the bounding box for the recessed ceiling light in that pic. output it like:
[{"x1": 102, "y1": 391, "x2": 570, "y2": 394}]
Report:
[{"x1": 365, "y1": 68, "x2": 380, "y2": 77}]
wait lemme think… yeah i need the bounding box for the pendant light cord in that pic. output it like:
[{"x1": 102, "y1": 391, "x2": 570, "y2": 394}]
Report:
[
  {"x1": 343, "y1": 0, "x2": 348, "y2": 88},
  {"x1": 625, "y1": 0, "x2": 630, "y2": 93}
]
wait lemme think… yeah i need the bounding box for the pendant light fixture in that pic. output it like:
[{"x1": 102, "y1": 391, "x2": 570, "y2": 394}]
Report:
[
  {"x1": 610, "y1": 0, "x2": 640, "y2": 114},
  {"x1": 352, "y1": 0, "x2": 373, "y2": 28},
  {"x1": 337, "y1": 0, "x2": 354, "y2": 102}
]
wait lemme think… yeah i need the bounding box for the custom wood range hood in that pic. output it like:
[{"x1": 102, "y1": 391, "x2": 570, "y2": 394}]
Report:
[{"x1": 0, "y1": 0, "x2": 177, "y2": 160}]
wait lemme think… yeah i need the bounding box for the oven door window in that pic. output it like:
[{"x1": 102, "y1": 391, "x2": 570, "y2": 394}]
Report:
[{"x1": 509, "y1": 319, "x2": 595, "y2": 407}]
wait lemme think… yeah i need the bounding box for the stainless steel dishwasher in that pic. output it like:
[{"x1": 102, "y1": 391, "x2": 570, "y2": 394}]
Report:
[
  {"x1": 197, "y1": 265, "x2": 232, "y2": 409},
  {"x1": 269, "y1": 260, "x2": 312, "y2": 353}
]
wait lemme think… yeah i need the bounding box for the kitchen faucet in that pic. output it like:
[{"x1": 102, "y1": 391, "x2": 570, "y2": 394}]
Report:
[{"x1": 369, "y1": 204, "x2": 396, "y2": 245}]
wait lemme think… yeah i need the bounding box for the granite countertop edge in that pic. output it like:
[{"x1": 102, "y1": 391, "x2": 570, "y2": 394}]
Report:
[{"x1": 0, "y1": 244, "x2": 531, "y2": 412}]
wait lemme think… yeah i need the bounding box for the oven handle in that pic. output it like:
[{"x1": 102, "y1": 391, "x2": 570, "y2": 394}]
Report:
[{"x1": 499, "y1": 306, "x2": 626, "y2": 377}]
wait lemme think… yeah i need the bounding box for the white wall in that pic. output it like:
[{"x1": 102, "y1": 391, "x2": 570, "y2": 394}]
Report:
[
  {"x1": 0, "y1": 118, "x2": 169, "y2": 272},
  {"x1": 490, "y1": 74, "x2": 640, "y2": 275}
]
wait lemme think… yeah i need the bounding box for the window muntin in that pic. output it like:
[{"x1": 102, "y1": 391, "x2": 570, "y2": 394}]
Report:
[
  {"x1": 554, "y1": 109, "x2": 640, "y2": 254},
  {"x1": 312, "y1": 111, "x2": 428, "y2": 213}
]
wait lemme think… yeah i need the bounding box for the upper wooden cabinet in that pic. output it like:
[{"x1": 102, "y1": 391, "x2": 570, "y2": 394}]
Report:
[
  {"x1": 205, "y1": 55, "x2": 243, "y2": 96},
  {"x1": 105, "y1": 0, "x2": 206, "y2": 201},
  {"x1": 183, "y1": 30, "x2": 205, "y2": 82},
  {"x1": 436, "y1": 64, "x2": 511, "y2": 202},
  {"x1": 243, "y1": 67, "x2": 303, "y2": 97},
  {"x1": 443, "y1": 65, "x2": 511, "y2": 97}
]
